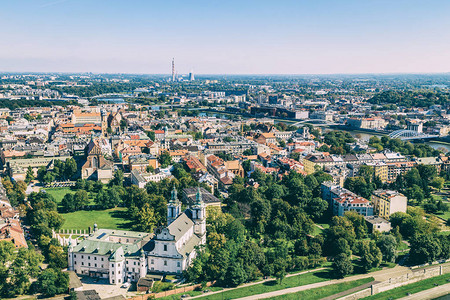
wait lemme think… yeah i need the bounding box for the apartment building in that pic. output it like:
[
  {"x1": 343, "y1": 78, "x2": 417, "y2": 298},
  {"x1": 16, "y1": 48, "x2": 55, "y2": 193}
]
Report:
[{"x1": 371, "y1": 190, "x2": 407, "y2": 219}]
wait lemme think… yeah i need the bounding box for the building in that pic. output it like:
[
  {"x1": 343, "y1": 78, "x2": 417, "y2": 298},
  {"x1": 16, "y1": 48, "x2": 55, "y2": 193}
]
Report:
[
  {"x1": 332, "y1": 192, "x2": 374, "y2": 217},
  {"x1": 371, "y1": 190, "x2": 407, "y2": 219},
  {"x1": 130, "y1": 169, "x2": 171, "y2": 188},
  {"x1": 182, "y1": 187, "x2": 221, "y2": 207},
  {"x1": 321, "y1": 182, "x2": 374, "y2": 217},
  {"x1": 365, "y1": 216, "x2": 392, "y2": 233},
  {"x1": 346, "y1": 117, "x2": 387, "y2": 130},
  {"x1": 81, "y1": 139, "x2": 114, "y2": 183},
  {"x1": 364, "y1": 161, "x2": 388, "y2": 183},
  {"x1": 68, "y1": 188, "x2": 206, "y2": 285},
  {"x1": 72, "y1": 111, "x2": 101, "y2": 125}
]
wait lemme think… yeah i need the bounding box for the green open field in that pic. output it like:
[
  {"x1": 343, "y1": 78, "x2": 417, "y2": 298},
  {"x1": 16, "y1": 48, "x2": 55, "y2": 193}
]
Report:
[
  {"x1": 60, "y1": 207, "x2": 131, "y2": 230},
  {"x1": 269, "y1": 277, "x2": 374, "y2": 300},
  {"x1": 43, "y1": 187, "x2": 75, "y2": 202},
  {"x1": 362, "y1": 273, "x2": 450, "y2": 300},
  {"x1": 195, "y1": 270, "x2": 335, "y2": 300}
]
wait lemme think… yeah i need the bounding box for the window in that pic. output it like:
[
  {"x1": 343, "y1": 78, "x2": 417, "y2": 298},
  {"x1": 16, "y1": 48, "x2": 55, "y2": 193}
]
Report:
[
  {"x1": 95, "y1": 263, "x2": 97, "y2": 267},
  {"x1": 132, "y1": 268, "x2": 135, "y2": 272},
  {"x1": 112, "y1": 271, "x2": 114, "y2": 275},
  {"x1": 118, "y1": 271, "x2": 121, "y2": 274},
  {"x1": 151, "y1": 259, "x2": 154, "y2": 264},
  {"x1": 112, "y1": 263, "x2": 114, "y2": 267},
  {"x1": 88, "y1": 256, "x2": 90, "y2": 259},
  {"x1": 82, "y1": 262, "x2": 84, "y2": 266},
  {"x1": 112, "y1": 280, "x2": 114, "y2": 283},
  {"x1": 164, "y1": 245, "x2": 167, "y2": 251},
  {"x1": 74, "y1": 261, "x2": 77, "y2": 265},
  {"x1": 101, "y1": 258, "x2": 104, "y2": 261},
  {"x1": 177, "y1": 262, "x2": 180, "y2": 267},
  {"x1": 82, "y1": 255, "x2": 84, "y2": 259},
  {"x1": 134, "y1": 262, "x2": 136, "y2": 265},
  {"x1": 164, "y1": 261, "x2": 167, "y2": 266},
  {"x1": 88, "y1": 263, "x2": 91, "y2": 266},
  {"x1": 94, "y1": 257, "x2": 97, "y2": 260},
  {"x1": 74, "y1": 255, "x2": 76, "y2": 258},
  {"x1": 118, "y1": 279, "x2": 121, "y2": 283}
]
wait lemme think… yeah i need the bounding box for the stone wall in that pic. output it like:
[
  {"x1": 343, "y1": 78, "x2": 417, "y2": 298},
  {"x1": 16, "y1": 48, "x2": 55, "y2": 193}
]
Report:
[{"x1": 338, "y1": 264, "x2": 449, "y2": 300}]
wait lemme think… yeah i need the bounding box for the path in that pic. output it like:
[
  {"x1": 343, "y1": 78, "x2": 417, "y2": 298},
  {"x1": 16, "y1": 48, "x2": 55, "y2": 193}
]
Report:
[
  {"x1": 236, "y1": 265, "x2": 411, "y2": 300},
  {"x1": 398, "y1": 282, "x2": 450, "y2": 300},
  {"x1": 186, "y1": 268, "x2": 326, "y2": 299},
  {"x1": 321, "y1": 280, "x2": 380, "y2": 300}
]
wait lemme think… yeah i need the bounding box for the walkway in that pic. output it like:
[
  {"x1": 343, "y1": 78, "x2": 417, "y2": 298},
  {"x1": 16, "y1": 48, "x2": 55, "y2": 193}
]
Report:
[
  {"x1": 235, "y1": 266, "x2": 410, "y2": 300},
  {"x1": 321, "y1": 280, "x2": 380, "y2": 300},
  {"x1": 186, "y1": 268, "x2": 326, "y2": 299},
  {"x1": 398, "y1": 282, "x2": 450, "y2": 300}
]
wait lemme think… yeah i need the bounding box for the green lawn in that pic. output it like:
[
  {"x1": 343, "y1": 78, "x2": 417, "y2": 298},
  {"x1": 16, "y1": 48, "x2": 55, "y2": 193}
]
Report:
[
  {"x1": 60, "y1": 207, "x2": 132, "y2": 230},
  {"x1": 397, "y1": 241, "x2": 409, "y2": 251},
  {"x1": 43, "y1": 187, "x2": 75, "y2": 203},
  {"x1": 157, "y1": 286, "x2": 224, "y2": 300},
  {"x1": 195, "y1": 270, "x2": 334, "y2": 300},
  {"x1": 268, "y1": 277, "x2": 374, "y2": 300},
  {"x1": 362, "y1": 273, "x2": 450, "y2": 300}
]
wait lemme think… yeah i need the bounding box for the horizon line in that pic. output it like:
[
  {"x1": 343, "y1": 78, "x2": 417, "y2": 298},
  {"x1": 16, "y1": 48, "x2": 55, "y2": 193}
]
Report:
[{"x1": 1, "y1": 71, "x2": 450, "y2": 77}]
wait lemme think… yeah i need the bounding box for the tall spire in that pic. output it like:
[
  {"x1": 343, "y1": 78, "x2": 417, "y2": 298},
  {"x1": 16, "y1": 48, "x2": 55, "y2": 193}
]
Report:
[
  {"x1": 170, "y1": 186, "x2": 178, "y2": 203},
  {"x1": 172, "y1": 58, "x2": 175, "y2": 82},
  {"x1": 195, "y1": 186, "x2": 202, "y2": 205}
]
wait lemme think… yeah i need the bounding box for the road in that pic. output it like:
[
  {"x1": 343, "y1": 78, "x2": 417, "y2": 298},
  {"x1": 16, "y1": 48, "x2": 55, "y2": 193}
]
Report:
[{"x1": 398, "y1": 282, "x2": 450, "y2": 300}]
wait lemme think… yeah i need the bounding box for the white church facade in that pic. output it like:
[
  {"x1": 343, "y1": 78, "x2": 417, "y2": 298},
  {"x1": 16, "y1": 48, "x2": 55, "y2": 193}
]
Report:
[{"x1": 67, "y1": 187, "x2": 206, "y2": 285}]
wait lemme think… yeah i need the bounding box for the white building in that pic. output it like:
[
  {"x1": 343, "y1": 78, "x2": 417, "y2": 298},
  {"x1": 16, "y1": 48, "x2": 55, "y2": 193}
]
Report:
[{"x1": 68, "y1": 187, "x2": 206, "y2": 284}]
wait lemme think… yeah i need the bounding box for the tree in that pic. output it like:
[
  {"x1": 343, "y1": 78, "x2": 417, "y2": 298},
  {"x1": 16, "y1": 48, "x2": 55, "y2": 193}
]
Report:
[
  {"x1": 132, "y1": 203, "x2": 157, "y2": 232},
  {"x1": 376, "y1": 235, "x2": 397, "y2": 263},
  {"x1": 146, "y1": 131, "x2": 156, "y2": 141},
  {"x1": 61, "y1": 193, "x2": 75, "y2": 212},
  {"x1": 25, "y1": 166, "x2": 35, "y2": 183},
  {"x1": 95, "y1": 187, "x2": 121, "y2": 209},
  {"x1": 64, "y1": 158, "x2": 77, "y2": 180},
  {"x1": 159, "y1": 151, "x2": 173, "y2": 168},
  {"x1": 47, "y1": 244, "x2": 67, "y2": 269},
  {"x1": 35, "y1": 268, "x2": 69, "y2": 297},
  {"x1": 332, "y1": 253, "x2": 353, "y2": 278},
  {"x1": 344, "y1": 211, "x2": 368, "y2": 239},
  {"x1": 225, "y1": 262, "x2": 247, "y2": 287},
  {"x1": 359, "y1": 240, "x2": 382, "y2": 272},
  {"x1": 109, "y1": 170, "x2": 124, "y2": 187},
  {"x1": 409, "y1": 234, "x2": 443, "y2": 265},
  {"x1": 430, "y1": 177, "x2": 445, "y2": 191},
  {"x1": 273, "y1": 258, "x2": 287, "y2": 284}
]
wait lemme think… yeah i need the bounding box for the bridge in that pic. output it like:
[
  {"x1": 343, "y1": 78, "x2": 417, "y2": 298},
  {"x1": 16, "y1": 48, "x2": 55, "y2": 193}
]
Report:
[
  {"x1": 388, "y1": 130, "x2": 439, "y2": 141},
  {"x1": 292, "y1": 119, "x2": 338, "y2": 127},
  {"x1": 91, "y1": 93, "x2": 134, "y2": 99}
]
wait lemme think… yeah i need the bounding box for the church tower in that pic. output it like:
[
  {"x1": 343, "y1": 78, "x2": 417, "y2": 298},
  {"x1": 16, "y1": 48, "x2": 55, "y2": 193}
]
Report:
[
  {"x1": 191, "y1": 187, "x2": 206, "y2": 243},
  {"x1": 101, "y1": 110, "x2": 108, "y2": 137},
  {"x1": 167, "y1": 186, "x2": 181, "y2": 225}
]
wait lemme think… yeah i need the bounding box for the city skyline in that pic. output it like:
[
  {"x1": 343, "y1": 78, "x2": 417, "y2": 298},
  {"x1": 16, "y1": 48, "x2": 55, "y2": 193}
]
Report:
[{"x1": 1, "y1": 0, "x2": 450, "y2": 74}]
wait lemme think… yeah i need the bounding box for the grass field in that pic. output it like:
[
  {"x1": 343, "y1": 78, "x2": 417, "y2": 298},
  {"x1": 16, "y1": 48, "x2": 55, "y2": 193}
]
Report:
[
  {"x1": 268, "y1": 277, "x2": 374, "y2": 300},
  {"x1": 43, "y1": 187, "x2": 75, "y2": 202},
  {"x1": 362, "y1": 273, "x2": 450, "y2": 300},
  {"x1": 194, "y1": 270, "x2": 335, "y2": 300},
  {"x1": 60, "y1": 207, "x2": 131, "y2": 230},
  {"x1": 157, "y1": 287, "x2": 224, "y2": 300},
  {"x1": 397, "y1": 241, "x2": 409, "y2": 251}
]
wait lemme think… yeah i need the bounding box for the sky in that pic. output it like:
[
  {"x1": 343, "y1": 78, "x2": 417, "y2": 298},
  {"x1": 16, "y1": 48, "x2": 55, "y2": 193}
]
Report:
[{"x1": 1, "y1": 0, "x2": 450, "y2": 74}]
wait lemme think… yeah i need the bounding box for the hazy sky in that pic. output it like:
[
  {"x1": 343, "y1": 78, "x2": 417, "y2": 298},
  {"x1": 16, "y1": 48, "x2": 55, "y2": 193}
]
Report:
[{"x1": 1, "y1": 0, "x2": 450, "y2": 74}]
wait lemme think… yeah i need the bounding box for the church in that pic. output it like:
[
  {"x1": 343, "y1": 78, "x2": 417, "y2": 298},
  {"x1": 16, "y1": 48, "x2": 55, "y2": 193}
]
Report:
[{"x1": 68, "y1": 187, "x2": 206, "y2": 285}]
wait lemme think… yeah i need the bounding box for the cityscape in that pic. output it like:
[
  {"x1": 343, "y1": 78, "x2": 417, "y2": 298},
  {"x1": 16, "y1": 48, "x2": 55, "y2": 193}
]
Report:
[{"x1": 0, "y1": 1, "x2": 450, "y2": 300}]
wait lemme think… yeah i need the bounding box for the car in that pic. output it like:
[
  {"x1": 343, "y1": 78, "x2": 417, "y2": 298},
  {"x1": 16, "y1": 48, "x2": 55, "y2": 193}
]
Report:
[{"x1": 121, "y1": 282, "x2": 131, "y2": 289}]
